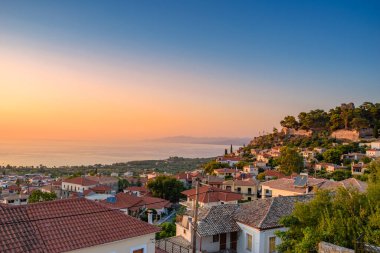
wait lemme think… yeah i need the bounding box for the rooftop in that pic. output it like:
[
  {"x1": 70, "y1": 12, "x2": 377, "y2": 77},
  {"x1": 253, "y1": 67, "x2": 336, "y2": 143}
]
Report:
[{"x1": 0, "y1": 198, "x2": 159, "y2": 253}]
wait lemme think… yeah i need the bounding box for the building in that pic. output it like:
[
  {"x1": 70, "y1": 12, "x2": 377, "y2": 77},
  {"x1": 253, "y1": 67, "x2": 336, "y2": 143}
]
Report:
[
  {"x1": 351, "y1": 162, "x2": 368, "y2": 175},
  {"x1": 216, "y1": 156, "x2": 242, "y2": 167},
  {"x1": 366, "y1": 149, "x2": 380, "y2": 158},
  {"x1": 370, "y1": 141, "x2": 380, "y2": 150},
  {"x1": 0, "y1": 198, "x2": 159, "y2": 253},
  {"x1": 86, "y1": 175, "x2": 119, "y2": 192},
  {"x1": 0, "y1": 194, "x2": 29, "y2": 205},
  {"x1": 176, "y1": 204, "x2": 240, "y2": 252},
  {"x1": 213, "y1": 168, "x2": 240, "y2": 178},
  {"x1": 233, "y1": 195, "x2": 313, "y2": 253},
  {"x1": 314, "y1": 163, "x2": 340, "y2": 173},
  {"x1": 181, "y1": 186, "x2": 242, "y2": 209},
  {"x1": 222, "y1": 178, "x2": 258, "y2": 201},
  {"x1": 62, "y1": 177, "x2": 98, "y2": 194},
  {"x1": 124, "y1": 186, "x2": 149, "y2": 197},
  {"x1": 243, "y1": 165, "x2": 259, "y2": 176},
  {"x1": 261, "y1": 176, "x2": 327, "y2": 198}
]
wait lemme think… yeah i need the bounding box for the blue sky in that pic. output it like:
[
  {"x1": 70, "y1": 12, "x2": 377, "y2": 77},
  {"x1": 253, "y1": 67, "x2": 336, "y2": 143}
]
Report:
[{"x1": 0, "y1": 0, "x2": 379, "y2": 140}]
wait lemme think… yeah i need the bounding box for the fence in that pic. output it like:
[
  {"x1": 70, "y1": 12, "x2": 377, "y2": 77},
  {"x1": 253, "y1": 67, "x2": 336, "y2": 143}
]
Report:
[{"x1": 156, "y1": 238, "x2": 191, "y2": 253}]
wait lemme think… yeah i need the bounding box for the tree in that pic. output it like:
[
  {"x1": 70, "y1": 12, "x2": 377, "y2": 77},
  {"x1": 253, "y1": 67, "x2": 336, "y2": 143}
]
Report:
[
  {"x1": 374, "y1": 125, "x2": 379, "y2": 138},
  {"x1": 203, "y1": 161, "x2": 228, "y2": 175},
  {"x1": 28, "y1": 190, "x2": 57, "y2": 203},
  {"x1": 278, "y1": 147, "x2": 304, "y2": 175},
  {"x1": 340, "y1": 103, "x2": 355, "y2": 129},
  {"x1": 118, "y1": 178, "x2": 129, "y2": 192},
  {"x1": 280, "y1": 116, "x2": 299, "y2": 129},
  {"x1": 351, "y1": 117, "x2": 369, "y2": 130},
  {"x1": 322, "y1": 148, "x2": 342, "y2": 164},
  {"x1": 230, "y1": 144, "x2": 233, "y2": 154},
  {"x1": 147, "y1": 175, "x2": 185, "y2": 202},
  {"x1": 257, "y1": 172, "x2": 266, "y2": 181},
  {"x1": 224, "y1": 149, "x2": 228, "y2": 155},
  {"x1": 156, "y1": 222, "x2": 176, "y2": 239}
]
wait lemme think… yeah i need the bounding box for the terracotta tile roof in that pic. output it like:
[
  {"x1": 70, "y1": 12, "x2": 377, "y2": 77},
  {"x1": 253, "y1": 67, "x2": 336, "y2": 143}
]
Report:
[
  {"x1": 62, "y1": 177, "x2": 98, "y2": 186},
  {"x1": 317, "y1": 178, "x2": 368, "y2": 193},
  {"x1": 125, "y1": 186, "x2": 148, "y2": 193},
  {"x1": 264, "y1": 170, "x2": 287, "y2": 178},
  {"x1": 86, "y1": 176, "x2": 118, "y2": 184},
  {"x1": 141, "y1": 196, "x2": 171, "y2": 209},
  {"x1": 181, "y1": 186, "x2": 242, "y2": 203},
  {"x1": 234, "y1": 195, "x2": 313, "y2": 230},
  {"x1": 0, "y1": 198, "x2": 159, "y2": 253},
  {"x1": 101, "y1": 193, "x2": 144, "y2": 211},
  {"x1": 90, "y1": 185, "x2": 112, "y2": 193},
  {"x1": 214, "y1": 168, "x2": 241, "y2": 174},
  {"x1": 223, "y1": 178, "x2": 258, "y2": 187}
]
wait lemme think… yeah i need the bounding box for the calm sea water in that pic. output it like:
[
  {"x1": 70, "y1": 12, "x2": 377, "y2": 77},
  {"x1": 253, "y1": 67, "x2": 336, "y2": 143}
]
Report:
[{"x1": 0, "y1": 140, "x2": 230, "y2": 166}]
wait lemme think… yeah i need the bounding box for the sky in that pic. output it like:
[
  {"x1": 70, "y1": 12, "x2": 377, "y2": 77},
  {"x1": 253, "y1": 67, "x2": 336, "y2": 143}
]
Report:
[{"x1": 1, "y1": 0, "x2": 380, "y2": 142}]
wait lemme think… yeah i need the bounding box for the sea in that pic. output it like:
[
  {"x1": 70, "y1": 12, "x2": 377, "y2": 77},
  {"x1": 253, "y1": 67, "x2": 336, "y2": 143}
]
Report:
[{"x1": 0, "y1": 140, "x2": 233, "y2": 167}]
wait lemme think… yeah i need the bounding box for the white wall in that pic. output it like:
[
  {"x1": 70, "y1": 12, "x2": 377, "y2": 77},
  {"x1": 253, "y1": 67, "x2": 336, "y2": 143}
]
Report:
[
  {"x1": 67, "y1": 233, "x2": 156, "y2": 253},
  {"x1": 236, "y1": 222, "x2": 286, "y2": 253}
]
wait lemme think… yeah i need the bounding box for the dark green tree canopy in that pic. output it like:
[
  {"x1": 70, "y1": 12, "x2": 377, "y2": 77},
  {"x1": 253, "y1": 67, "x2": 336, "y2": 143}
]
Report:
[{"x1": 147, "y1": 175, "x2": 185, "y2": 202}]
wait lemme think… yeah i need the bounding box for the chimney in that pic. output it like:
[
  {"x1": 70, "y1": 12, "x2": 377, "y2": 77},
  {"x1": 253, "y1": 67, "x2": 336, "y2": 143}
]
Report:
[{"x1": 147, "y1": 210, "x2": 153, "y2": 224}]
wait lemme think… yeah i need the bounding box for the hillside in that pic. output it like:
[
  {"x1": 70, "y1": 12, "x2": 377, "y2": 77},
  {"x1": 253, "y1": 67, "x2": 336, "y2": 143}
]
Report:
[{"x1": 249, "y1": 102, "x2": 379, "y2": 149}]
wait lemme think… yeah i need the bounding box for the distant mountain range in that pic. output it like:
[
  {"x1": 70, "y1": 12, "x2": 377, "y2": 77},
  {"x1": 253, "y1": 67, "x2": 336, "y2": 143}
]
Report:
[{"x1": 151, "y1": 136, "x2": 251, "y2": 146}]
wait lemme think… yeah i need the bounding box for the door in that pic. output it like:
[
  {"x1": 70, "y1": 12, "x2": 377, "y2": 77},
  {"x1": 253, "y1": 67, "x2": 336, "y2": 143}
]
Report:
[
  {"x1": 133, "y1": 249, "x2": 143, "y2": 253},
  {"x1": 220, "y1": 233, "x2": 227, "y2": 250},
  {"x1": 230, "y1": 231, "x2": 238, "y2": 250}
]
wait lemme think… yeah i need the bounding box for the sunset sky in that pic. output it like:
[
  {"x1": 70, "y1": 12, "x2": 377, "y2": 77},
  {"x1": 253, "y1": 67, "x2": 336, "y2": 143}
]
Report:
[{"x1": 1, "y1": 0, "x2": 380, "y2": 142}]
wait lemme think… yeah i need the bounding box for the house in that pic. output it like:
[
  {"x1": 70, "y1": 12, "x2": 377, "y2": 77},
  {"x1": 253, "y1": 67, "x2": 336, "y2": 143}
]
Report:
[
  {"x1": 314, "y1": 163, "x2": 340, "y2": 173},
  {"x1": 176, "y1": 171, "x2": 201, "y2": 188},
  {"x1": 256, "y1": 153, "x2": 271, "y2": 163},
  {"x1": 366, "y1": 149, "x2": 380, "y2": 158},
  {"x1": 341, "y1": 152, "x2": 366, "y2": 161},
  {"x1": 216, "y1": 156, "x2": 242, "y2": 167},
  {"x1": 201, "y1": 176, "x2": 224, "y2": 189},
  {"x1": 175, "y1": 204, "x2": 240, "y2": 252},
  {"x1": 261, "y1": 176, "x2": 327, "y2": 198},
  {"x1": 86, "y1": 175, "x2": 119, "y2": 192},
  {"x1": 300, "y1": 149, "x2": 316, "y2": 160},
  {"x1": 0, "y1": 193, "x2": 29, "y2": 205},
  {"x1": 243, "y1": 165, "x2": 259, "y2": 176},
  {"x1": 62, "y1": 177, "x2": 98, "y2": 196},
  {"x1": 0, "y1": 198, "x2": 159, "y2": 253},
  {"x1": 263, "y1": 170, "x2": 287, "y2": 181},
  {"x1": 233, "y1": 195, "x2": 313, "y2": 253},
  {"x1": 351, "y1": 162, "x2": 368, "y2": 175},
  {"x1": 317, "y1": 178, "x2": 368, "y2": 193},
  {"x1": 124, "y1": 186, "x2": 149, "y2": 197},
  {"x1": 370, "y1": 141, "x2": 380, "y2": 150},
  {"x1": 181, "y1": 186, "x2": 242, "y2": 209},
  {"x1": 222, "y1": 178, "x2": 258, "y2": 201},
  {"x1": 102, "y1": 193, "x2": 171, "y2": 218},
  {"x1": 90, "y1": 185, "x2": 112, "y2": 194},
  {"x1": 213, "y1": 168, "x2": 240, "y2": 178}
]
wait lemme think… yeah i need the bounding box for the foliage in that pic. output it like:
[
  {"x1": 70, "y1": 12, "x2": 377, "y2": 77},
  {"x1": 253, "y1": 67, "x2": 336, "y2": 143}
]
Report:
[
  {"x1": 277, "y1": 147, "x2": 304, "y2": 175},
  {"x1": 118, "y1": 178, "x2": 129, "y2": 192},
  {"x1": 280, "y1": 116, "x2": 299, "y2": 129},
  {"x1": 28, "y1": 190, "x2": 57, "y2": 203},
  {"x1": 257, "y1": 172, "x2": 266, "y2": 181},
  {"x1": 203, "y1": 160, "x2": 229, "y2": 175},
  {"x1": 276, "y1": 159, "x2": 380, "y2": 252},
  {"x1": 147, "y1": 175, "x2": 185, "y2": 202},
  {"x1": 156, "y1": 222, "x2": 176, "y2": 239},
  {"x1": 322, "y1": 148, "x2": 343, "y2": 164},
  {"x1": 328, "y1": 169, "x2": 352, "y2": 181}
]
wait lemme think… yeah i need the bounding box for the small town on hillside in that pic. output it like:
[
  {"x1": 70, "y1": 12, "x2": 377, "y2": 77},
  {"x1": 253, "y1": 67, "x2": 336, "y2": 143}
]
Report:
[{"x1": 1, "y1": 102, "x2": 380, "y2": 253}]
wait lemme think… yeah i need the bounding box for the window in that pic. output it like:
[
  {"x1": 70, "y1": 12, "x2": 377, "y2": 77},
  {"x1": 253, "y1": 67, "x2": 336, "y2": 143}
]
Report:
[
  {"x1": 237, "y1": 187, "x2": 241, "y2": 192},
  {"x1": 246, "y1": 233, "x2": 252, "y2": 251},
  {"x1": 132, "y1": 249, "x2": 143, "y2": 253},
  {"x1": 213, "y1": 234, "x2": 219, "y2": 242},
  {"x1": 269, "y1": 237, "x2": 276, "y2": 253},
  {"x1": 248, "y1": 197, "x2": 251, "y2": 201}
]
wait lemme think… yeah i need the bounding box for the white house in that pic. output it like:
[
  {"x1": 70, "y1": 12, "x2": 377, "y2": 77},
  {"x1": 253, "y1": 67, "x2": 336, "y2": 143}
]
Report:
[
  {"x1": 234, "y1": 195, "x2": 313, "y2": 253},
  {"x1": 370, "y1": 141, "x2": 380, "y2": 150},
  {"x1": 62, "y1": 177, "x2": 98, "y2": 194}
]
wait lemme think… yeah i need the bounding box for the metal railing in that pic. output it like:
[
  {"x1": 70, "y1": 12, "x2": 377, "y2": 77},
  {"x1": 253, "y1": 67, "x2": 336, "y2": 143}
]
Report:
[{"x1": 156, "y1": 238, "x2": 191, "y2": 253}]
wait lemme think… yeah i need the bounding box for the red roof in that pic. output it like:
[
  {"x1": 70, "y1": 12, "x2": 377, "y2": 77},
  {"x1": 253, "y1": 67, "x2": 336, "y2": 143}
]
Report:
[
  {"x1": 141, "y1": 196, "x2": 171, "y2": 209},
  {"x1": 63, "y1": 177, "x2": 97, "y2": 186},
  {"x1": 264, "y1": 170, "x2": 287, "y2": 178},
  {"x1": 101, "y1": 193, "x2": 144, "y2": 211},
  {"x1": 125, "y1": 186, "x2": 148, "y2": 193},
  {"x1": 0, "y1": 198, "x2": 159, "y2": 253},
  {"x1": 90, "y1": 185, "x2": 112, "y2": 193},
  {"x1": 214, "y1": 168, "x2": 241, "y2": 174},
  {"x1": 182, "y1": 186, "x2": 242, "y2": 203}
]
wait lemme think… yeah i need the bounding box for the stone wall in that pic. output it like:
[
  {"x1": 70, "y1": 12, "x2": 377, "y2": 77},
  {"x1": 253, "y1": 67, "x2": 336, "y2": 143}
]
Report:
[
  {"x1": 282, "y1": 127, "x2": 313, "y2": 137},
  {"x1": 331, "y1": 130, "x2": 360, "y2": 141},
  {"x1": 318, "y1": 242, "x2": 354, "y2": 253}
]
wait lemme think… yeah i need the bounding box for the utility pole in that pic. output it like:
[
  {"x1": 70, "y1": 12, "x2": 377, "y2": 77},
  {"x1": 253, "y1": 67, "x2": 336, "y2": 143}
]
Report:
[{"x1": 192, "y1": 178, "x2": 200, "y2": 253}]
